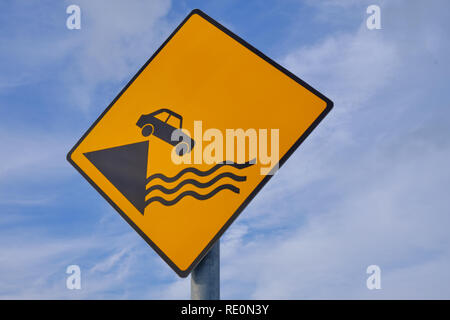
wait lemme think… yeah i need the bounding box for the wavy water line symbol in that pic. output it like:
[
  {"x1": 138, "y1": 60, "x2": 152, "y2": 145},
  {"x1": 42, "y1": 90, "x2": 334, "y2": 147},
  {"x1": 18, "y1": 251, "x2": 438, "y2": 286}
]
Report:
[
  {"x1": 145, "y1": 160, "x2": 255, "y2": 207},
  {"x1": 145, "y1": 160, "x2": 255, "y2": 184},
  {"x1": 145, "y1": 184, "x2": 240, "y2": 207},
  {"x1": 146, "y1": 172, "x2": 246, "y2": 195}
]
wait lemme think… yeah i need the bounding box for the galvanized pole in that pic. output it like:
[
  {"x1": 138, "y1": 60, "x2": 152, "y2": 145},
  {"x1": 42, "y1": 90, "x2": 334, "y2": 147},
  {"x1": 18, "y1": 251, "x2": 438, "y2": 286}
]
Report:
[{"x1": 191, "y1": 240, "x2": 220, "y2": 300}]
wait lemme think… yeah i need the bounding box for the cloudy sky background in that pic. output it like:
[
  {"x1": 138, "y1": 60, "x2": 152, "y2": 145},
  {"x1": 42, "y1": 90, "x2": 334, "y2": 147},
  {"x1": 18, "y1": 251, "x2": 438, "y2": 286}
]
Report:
[{"x1": 1, "y1": 0, "x2": 449, "y2": 299}]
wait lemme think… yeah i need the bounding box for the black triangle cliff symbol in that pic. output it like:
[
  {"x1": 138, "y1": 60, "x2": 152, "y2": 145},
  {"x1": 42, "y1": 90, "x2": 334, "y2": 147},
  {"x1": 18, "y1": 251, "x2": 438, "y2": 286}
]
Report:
[{"x1": 84, "y1": 141, "x2": 149, "y2": 214}]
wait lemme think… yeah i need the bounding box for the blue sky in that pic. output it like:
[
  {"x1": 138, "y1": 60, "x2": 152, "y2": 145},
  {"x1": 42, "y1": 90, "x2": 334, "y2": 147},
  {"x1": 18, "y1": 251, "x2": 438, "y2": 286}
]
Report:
[{"x1": 1, "y1": 0, "x2": 450, "y2": 299}]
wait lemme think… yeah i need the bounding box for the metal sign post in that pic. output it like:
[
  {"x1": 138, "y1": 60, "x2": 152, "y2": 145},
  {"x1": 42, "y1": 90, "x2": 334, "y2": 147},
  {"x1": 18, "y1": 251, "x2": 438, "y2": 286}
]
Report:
[{"x1": 191, "y1": 240, "x2": 220, "y2": 300}]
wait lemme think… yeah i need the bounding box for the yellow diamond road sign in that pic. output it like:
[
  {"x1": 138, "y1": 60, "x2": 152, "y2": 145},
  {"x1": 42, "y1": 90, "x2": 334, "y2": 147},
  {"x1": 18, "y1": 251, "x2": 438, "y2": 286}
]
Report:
[{"x1": 67, "y1": 9, "x2": 333, "y2": 277}]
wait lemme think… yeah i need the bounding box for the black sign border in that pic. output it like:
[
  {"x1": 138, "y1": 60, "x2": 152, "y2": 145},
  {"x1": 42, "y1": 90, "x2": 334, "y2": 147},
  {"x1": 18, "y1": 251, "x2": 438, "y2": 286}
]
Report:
[{"x1": 67, "y1": 9, "x2": 333, "y2": 278}]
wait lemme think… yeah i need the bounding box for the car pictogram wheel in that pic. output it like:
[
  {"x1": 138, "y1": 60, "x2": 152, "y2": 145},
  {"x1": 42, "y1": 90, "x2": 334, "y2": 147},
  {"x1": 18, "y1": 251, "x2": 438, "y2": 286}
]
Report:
[{"x1": 141, "y1": 124, "x2": 155, "y2": 137}]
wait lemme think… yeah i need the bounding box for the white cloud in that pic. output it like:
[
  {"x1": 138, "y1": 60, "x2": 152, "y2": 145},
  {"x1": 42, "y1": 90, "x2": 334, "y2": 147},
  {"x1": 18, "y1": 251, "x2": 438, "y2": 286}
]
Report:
[
  {"x1": 90, "y1": 248, "x2": 130, "y2": 273},
  {"x1": 221, "y1": 132, "x2": 450, "y2": 298},
  {"x1": 0, "y1": 1, "x2": 173, "y2": 113},
  {"x1": 0, "y1": 129, "x2": 73, "y2": 193},
  {"x1": 152, "y1": 278, "x2": 190, "y2": 299},
  {"x1": 284, "y1": 27, "x2": 399, "y2": 115},
  {"x1": 62, "y1": 0, "x2": 172, "y2": 113},
  {"x1": 218, "y1": 0, "x2": 450, "y2": 299},
  {"x1": 0, "y1": 207, "x2": 168, "y2": 299}
]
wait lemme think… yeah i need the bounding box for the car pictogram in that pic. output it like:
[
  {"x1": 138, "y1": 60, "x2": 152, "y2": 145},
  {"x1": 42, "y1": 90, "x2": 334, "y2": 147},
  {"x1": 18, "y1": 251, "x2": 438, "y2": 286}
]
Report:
[{"x1": 136, "y1": 108, "x2": 195, "y2": 155}]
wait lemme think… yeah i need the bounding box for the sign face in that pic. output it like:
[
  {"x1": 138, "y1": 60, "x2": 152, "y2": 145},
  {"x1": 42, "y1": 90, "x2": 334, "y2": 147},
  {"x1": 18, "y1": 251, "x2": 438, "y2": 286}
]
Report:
[{"x1": 67, "y1": 9, "x2": 333, "y2": 277}]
